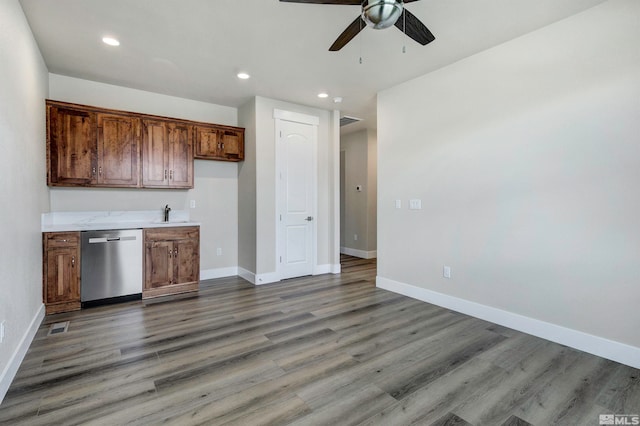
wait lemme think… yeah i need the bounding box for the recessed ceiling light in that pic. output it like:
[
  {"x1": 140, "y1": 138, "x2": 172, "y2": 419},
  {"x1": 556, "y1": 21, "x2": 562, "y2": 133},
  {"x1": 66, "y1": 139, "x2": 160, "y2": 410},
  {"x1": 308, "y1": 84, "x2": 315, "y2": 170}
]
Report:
[
  {"x1": 318, "y1": 93, "x2": 329, "y2": 99},
  {"x1": 102, "y1": 37, "x2": 120, "y2": 46},
  {"x1": 237, "y1": 72, "x2": 250, "y2": 80}
]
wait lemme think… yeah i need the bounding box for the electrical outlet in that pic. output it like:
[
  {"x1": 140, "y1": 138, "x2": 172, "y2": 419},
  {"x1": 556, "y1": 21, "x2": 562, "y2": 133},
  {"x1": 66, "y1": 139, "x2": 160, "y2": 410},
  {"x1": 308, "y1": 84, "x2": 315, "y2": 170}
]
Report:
[
  {"x1": 354, "y1": 234, "x2": 358, "y2": 241},
  {"x1": 443, "y1": 266, "x2": 451, "y2": 279},
  {"x1": 216, "y1": 248, "x2": 222, "y2": 256},
  {"x1": 190, "y1": 200, "x2": 196, "y2": 209},
  {"x1": 0, "y1": 321, "x2": 5, "y2": 343}
]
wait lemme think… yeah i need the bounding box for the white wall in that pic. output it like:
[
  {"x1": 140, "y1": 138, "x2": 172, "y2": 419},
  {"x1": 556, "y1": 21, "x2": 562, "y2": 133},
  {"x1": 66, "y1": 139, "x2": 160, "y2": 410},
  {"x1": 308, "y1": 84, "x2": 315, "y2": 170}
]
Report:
[
  {"x1": 340, "y1": 129, "x2": 377, "y2": 257},
  {"x1": 0, "y1": 0, "x2": 50, "y2": 402},
  {"x1": 48, "y1": 75, "x2": 239, "y2": 275},
  {"x1": 378, "y1": 0, "x2": 640, "y2": 364},
  {"x1": 238, "y1": 96, "x2": 340, "y2": 281}
]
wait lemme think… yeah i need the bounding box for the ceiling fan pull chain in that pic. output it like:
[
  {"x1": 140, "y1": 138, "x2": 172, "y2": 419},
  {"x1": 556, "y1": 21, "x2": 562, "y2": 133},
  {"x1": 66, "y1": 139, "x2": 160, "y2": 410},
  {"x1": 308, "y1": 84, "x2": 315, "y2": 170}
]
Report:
[
  {"x1": 359, "y1": 17, "x2": 364, "y2": 64},
  {"x1": 402, "y1": 8, "x2": 406, "y2": 53}
]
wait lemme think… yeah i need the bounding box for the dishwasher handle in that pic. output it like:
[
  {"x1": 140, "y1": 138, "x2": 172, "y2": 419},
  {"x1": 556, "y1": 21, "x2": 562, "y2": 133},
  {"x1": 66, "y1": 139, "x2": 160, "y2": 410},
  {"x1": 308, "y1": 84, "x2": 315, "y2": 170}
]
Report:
[{"x1": 88, "y1": 236, "x2": 138, "y2": 244}]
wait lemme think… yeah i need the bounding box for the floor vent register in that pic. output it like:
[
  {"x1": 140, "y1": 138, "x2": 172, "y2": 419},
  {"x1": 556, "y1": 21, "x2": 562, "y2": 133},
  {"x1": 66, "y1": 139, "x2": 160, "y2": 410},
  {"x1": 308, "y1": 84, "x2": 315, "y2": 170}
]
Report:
[{"x1": 47, "y1": 321, "x2": 70, "y2": 336}]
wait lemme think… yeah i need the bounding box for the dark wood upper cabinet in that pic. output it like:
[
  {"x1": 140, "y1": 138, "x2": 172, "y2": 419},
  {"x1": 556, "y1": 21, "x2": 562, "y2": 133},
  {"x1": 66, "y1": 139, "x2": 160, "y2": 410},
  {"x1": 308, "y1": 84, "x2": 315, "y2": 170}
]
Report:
[
  {"x1": 194, "y1": 124, "x2": 244, "y2": 161},
  {"x1": 194, "y1": 125, "x2": 220, "y2": 159},
  {"x1": 142, "y1": 119, "x2": 169, "y2": 188},
  {"x1": 167, "y1": 122, "x2": 193, "y2": 188},
  {"x1": 97, "y1": 113, "x2": 140, "y2": 187},
  {"x1": 142, "y1": 120, "x2": 193, "y2": 188},
  {"x1": 47, "y1": 105, "x2": 97, "y2": 186},
  {"x1": 46, "y1": 100, "x2": 244, "y2": 190}
]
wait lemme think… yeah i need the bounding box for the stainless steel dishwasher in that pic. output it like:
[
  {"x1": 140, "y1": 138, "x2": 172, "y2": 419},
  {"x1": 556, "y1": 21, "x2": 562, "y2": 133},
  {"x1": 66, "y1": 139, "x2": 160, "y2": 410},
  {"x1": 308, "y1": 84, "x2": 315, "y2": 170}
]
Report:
[{"x1": 81, "y1": 229, "x2": 143, "y2": 306}]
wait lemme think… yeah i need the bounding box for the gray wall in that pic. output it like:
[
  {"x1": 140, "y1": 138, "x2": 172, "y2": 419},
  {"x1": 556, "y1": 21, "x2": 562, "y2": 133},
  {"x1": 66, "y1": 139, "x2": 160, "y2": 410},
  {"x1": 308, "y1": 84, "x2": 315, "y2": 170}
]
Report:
[
  {"x1": 340, "y1": 129, "x2": 377, "y2": 257},
  {"x1": 237, "y1": 99, "x2": 257, "y2": 273},
  {"x1": 47, "y1": 75, "x2": 239, "y2": 274},
  {"x1": 0, "y1": 0, "x2": 50, "y2": 400},
  {"x1": 377, "y1": 0, "x2": 640, "y2": 350}
]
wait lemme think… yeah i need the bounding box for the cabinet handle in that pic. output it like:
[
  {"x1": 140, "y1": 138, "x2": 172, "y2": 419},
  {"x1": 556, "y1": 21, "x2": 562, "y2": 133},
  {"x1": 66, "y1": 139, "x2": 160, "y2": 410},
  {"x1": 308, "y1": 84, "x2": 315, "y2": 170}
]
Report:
[
  {"x1": 174, "y1": 249, "x2": 178, "y2": 258},
  {"x1": 99, "y1": 167, "x2": 102, "y2": 175},
  {"x1": 71, "y1": 256, "x2": 75, "y2": 267},
  {"x1": 168, "y1": 249, "x2": 173, "y2": 258},
  {"x1": 221, "y1": 143, "x2": 224, "y2": 150},
  {"x1": 92, "y1": 167, "x2": 96, "y2": 176},
  {"x1": 164, "y1": 169, "x2": 168, "y2": 180},
  {"x1": 169, "y1": 170, "x2": 173, "y2": 180}
]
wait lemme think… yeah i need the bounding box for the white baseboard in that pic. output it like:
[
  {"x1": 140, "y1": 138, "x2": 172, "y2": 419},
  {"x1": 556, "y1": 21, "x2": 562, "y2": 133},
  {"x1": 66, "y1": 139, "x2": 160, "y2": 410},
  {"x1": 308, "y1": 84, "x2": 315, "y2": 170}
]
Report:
[
  {"x1": 255, "y1": 272, "x2": 280, "y2": 285},
  {"x1": 238, "y1": 268, "x2": 280, "y2": 286},
  {"x1": 200, "y1": 267, "x2": 239, "y2": 281},
  {"x1": 340, "y1": 247, "x2": 377, "y2": 259},
  {"x1": 238, "y1": 267, "x2": 256, "y2": 284},
  {"x1": 314, "y1": 264, "x2": 341, "y2": 275},
  {"x1": 377, "y1": 276, "x2": 640, "y2": 370},
  {"x1": 0, "y1": 304, "x2": 45, "y2": 404},
  {"x1": 239, "y1": 265, "x2": 341, "y2": 285}
]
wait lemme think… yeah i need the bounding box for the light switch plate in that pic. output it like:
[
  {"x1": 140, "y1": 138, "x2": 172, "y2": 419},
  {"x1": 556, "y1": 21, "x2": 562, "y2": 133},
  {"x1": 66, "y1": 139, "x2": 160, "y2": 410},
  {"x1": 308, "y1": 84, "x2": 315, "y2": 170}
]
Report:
[
  {"x1": 395, "y1": 200, "x2": 402, "y2": 209},
  {"x1": 190, "y1": 200, "x2": 196, "y2": 209},
  {"x1": 409, "y1": 199, "x2": 422, "y2": 210}
]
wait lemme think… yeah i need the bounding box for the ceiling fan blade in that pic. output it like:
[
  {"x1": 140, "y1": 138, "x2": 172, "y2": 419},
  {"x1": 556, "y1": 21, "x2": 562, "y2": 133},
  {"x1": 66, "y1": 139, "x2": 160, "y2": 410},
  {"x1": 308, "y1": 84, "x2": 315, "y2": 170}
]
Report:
[
  {"x1": 279, "y1": 0, "x2": 361, "y2": 4},
  {"x1": 329, "y1": 15, "x2": 366, "y2": 51},
  {"x1": 394, "y1": 8, "x2": 435, "y2": 46}
]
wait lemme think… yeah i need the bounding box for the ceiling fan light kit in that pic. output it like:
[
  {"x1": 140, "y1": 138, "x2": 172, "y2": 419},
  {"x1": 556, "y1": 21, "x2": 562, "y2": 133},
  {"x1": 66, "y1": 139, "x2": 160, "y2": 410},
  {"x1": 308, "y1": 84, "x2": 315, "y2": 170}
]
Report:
[
  {"x1": 362, "y1": 0, "x2": 403, "y2": 29},
  {"x1": 279, "y1": 0, "x2": 434, "y2": 51}
]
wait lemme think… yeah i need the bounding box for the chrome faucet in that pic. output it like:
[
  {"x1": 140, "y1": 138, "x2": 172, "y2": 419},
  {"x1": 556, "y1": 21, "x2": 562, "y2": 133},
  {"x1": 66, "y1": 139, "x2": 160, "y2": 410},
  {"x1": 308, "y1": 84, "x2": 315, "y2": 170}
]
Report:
[{"x1": 163, "y1": 204, "x2": 171, "y2": 222}]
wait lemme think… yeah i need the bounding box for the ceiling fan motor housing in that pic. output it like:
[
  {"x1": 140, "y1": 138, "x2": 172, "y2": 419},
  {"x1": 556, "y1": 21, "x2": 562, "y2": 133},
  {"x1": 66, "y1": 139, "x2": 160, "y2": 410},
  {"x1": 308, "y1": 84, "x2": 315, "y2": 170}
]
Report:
[{"x1": 362, "y1": 0, "x2": 404, "y2": 29}]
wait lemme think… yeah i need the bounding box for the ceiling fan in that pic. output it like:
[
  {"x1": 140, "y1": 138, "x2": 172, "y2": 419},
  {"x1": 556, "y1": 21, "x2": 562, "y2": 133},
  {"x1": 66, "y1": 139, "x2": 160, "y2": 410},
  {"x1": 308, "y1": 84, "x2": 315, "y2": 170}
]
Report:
[{"x1": 279, "y1": 0, "x2": 435, "y2": 51}]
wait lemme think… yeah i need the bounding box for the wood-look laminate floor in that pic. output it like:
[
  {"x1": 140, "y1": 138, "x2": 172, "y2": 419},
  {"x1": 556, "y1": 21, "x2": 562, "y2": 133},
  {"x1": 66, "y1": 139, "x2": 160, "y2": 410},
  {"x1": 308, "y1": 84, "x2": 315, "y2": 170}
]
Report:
[{"x1": 1, "y1": 255, "x2": 639, "y2": 425}]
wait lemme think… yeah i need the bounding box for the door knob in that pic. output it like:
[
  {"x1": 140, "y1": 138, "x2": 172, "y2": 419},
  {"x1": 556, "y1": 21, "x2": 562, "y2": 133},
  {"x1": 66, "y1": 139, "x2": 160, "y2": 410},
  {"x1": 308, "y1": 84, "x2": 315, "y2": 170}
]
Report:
[{"x1": 305, "y1": 216, "x2": 313, "y2": 222}]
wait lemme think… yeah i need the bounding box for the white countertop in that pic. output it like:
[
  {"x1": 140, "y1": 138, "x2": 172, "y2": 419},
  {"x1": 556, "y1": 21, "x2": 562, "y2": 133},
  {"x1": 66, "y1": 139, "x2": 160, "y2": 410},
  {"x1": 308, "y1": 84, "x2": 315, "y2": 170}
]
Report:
[{"x1": 42, "y1": 210, "x2": 200, "y2": 233}]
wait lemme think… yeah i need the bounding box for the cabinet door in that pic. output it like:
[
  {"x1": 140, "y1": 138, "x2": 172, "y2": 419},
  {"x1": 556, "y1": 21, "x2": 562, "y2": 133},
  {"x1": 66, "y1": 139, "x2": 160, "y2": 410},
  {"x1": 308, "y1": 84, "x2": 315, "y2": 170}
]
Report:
[
  {"x1": 142, "y1": 120, "x2": 169, "y2": 187},
  {"x1": 220, "y1": 129, "x2": 244, "y2": 161},
  {"x1": 48, "y1": 106, "x2": 97, "y2": 185},
  {"x1": 145, "y1": 241, "x2": 174, "y2": 289},
  {"x1": 174, "y1": 238, "x2": 199, "y2": 286},
  {"x1": 194, "y1": 125, "x2": 220, "y2": 159},
  {"x1": 167, "y1": 122, "x2": 193, "y2": 188},
  {"x1": 98, "y1": 114, "x2": 140, "y2": 187},
  {"x1": 45, "y1": 247, "x2": 80, "y2": 305}
]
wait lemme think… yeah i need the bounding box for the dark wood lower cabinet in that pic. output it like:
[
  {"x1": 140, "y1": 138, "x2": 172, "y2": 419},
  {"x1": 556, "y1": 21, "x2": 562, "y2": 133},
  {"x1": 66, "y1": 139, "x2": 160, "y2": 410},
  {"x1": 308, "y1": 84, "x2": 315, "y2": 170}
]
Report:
[
  {"x1": 144, "y1": 226, "x2": 199, "y2": 298},
  {"x1": 42, "y1": 226, "x2": 200, "y2": 312},
  {"x1": 43, "y1": 232, "x2": 81, "y2": 314}
]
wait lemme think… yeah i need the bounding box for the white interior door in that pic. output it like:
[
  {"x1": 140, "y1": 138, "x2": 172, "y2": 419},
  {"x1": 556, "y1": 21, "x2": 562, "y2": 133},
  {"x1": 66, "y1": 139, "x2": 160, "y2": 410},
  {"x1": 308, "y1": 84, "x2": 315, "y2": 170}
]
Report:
[{"x1": 277, "y1": 117, "x2": 317, "y2": 280}]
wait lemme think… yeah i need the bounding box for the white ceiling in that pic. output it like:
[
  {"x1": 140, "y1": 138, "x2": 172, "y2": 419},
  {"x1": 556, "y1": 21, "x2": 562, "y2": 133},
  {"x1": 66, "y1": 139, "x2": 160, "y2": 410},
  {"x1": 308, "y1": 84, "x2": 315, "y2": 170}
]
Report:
[{"x1": 19, "y1": 0, "x2": 605, "y2": 134}]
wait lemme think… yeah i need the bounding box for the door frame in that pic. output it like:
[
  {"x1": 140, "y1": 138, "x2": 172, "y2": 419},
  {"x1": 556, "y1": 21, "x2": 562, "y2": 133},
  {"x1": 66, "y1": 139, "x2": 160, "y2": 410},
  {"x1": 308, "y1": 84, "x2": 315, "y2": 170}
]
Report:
[{"x1": 274, "y1": 109, "x2": 319, "y2": 281}]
